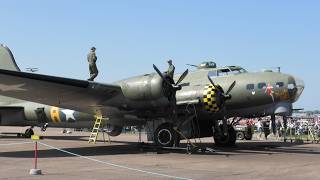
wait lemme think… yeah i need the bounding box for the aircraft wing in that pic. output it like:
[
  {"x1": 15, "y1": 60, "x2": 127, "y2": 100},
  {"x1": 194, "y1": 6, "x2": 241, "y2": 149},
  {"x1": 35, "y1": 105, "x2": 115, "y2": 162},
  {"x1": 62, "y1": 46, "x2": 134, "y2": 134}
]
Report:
[{"x1": 0, "y1": 69, "x2": 123, "y2": 114}]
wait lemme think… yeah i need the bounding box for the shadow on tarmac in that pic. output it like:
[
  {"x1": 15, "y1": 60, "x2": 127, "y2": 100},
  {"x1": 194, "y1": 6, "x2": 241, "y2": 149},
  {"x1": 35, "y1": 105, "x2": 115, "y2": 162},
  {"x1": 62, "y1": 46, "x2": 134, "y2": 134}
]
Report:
[{"x1": 0, "y1": 139, "x2": 319, "y2": 159}]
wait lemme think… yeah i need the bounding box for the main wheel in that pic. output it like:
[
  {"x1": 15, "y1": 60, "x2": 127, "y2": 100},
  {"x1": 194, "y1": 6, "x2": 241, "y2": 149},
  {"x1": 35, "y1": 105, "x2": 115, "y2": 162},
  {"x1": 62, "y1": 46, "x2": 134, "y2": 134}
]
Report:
[
  {"x1": 105, "y1": 124, "x2": 123, "y2": 137},
  {"x1": 154, "y1": 123, "x2": 176, "y2": 147},
  {"x1": 214, "y1": 125, "x2": 236, "y2": 147},
  {"x1": 24, "y1": 128, "x2": 34, "y2": 138}
]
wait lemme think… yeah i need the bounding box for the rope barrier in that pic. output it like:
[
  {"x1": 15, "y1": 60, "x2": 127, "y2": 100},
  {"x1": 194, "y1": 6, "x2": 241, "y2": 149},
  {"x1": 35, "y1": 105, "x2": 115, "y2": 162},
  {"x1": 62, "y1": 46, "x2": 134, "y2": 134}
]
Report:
[{"x1": 38, "y1": 142, "x2": 193, "y2": 180}]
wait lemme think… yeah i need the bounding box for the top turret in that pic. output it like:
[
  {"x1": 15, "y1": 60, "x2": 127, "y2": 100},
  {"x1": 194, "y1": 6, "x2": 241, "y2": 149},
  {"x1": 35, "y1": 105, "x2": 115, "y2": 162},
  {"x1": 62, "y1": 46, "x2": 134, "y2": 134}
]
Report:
[{"x1": 197, "y1": 61, "x2": 217, "y2": 69}]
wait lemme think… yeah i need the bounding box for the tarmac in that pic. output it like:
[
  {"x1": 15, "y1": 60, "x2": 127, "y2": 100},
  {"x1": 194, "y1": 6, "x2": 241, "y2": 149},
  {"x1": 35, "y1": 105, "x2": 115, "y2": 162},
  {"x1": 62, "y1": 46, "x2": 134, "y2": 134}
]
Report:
[{"x1": 0, "y1": 126, "x2": 319, "y2": 180}]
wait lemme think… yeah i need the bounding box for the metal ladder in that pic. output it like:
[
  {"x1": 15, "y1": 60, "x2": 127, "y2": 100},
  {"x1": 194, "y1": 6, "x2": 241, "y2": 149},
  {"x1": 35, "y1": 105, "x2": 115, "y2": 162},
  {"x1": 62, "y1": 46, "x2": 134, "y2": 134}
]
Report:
[{"x1": 88, "y1": 114, "x2": 107, "y2": 144}]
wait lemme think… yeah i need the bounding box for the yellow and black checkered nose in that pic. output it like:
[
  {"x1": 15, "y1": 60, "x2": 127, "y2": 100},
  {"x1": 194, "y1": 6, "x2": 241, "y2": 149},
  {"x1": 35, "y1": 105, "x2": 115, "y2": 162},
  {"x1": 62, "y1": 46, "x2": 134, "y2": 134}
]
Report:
[{"x1": 202, "y1": 84, "x2": 220, "y2": 113}]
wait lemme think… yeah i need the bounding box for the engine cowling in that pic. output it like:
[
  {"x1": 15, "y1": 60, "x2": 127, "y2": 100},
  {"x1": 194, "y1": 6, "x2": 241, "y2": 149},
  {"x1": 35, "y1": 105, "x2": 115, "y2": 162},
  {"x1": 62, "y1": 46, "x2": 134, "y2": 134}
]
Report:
[
  {"x1": 121, "y1": 73, "x2": 165, "y2": 100},
  {"x1": 176, "y1": 83, "x2": 225, "y2": 113},
  {"x1": 119, "y1": 73, "x2": 172, "y2": 107},
  {"x1": 202, "y1": 84, "x2": 224, "y2": 113}
]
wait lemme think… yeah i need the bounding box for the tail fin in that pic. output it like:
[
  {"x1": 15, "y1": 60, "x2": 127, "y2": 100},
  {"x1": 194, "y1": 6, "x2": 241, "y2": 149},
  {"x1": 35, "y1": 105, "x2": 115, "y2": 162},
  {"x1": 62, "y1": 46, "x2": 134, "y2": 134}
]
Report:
[{"x1": 0, "y1": 44, "x2": 20, "y2": 71}]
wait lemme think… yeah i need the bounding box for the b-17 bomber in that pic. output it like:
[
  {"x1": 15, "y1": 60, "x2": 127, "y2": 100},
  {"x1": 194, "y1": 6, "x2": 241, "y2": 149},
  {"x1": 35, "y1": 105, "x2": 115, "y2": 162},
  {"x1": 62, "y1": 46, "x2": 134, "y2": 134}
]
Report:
[{"x1": 0, "y1": 44, "x2": 304, "y2": 147}]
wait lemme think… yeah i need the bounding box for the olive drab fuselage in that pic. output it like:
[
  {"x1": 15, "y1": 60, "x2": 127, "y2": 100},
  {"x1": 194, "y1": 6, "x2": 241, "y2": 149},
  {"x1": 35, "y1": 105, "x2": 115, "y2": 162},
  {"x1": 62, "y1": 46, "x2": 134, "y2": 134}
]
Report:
[{"x1": 174, "y1": 63, "x2": 304, "y2": 118}]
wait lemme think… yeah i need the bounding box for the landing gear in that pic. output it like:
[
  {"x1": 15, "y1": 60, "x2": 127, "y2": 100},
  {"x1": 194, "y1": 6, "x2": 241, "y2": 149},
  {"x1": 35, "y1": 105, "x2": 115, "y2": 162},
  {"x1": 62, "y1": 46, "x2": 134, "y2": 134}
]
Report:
[
  {"x1": 154, "y1": 123, "x2": 179, "y2": 147},
  {"x1": 105, "y1": 124, "x2": 123, "y2": 137},
  {"x1": 24, "y1": 127, "x2": 34, "y2": 138},
  {"x1": 213, "y1": 125, "x2": 236, "y2": 147}
]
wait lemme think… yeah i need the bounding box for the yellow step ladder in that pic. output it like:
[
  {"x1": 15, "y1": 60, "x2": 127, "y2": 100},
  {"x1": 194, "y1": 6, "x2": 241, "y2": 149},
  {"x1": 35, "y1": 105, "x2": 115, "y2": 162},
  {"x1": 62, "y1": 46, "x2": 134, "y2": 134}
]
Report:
[{"x1": 88, "y1": 114, "x2": 108, "y2": 144}]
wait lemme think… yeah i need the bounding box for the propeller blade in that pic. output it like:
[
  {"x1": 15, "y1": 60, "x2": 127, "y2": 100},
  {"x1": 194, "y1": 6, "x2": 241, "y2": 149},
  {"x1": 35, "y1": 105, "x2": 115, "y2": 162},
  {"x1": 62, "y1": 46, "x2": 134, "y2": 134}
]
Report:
[
  {"x1": 175, "y1": 69, "x2": 189, "y2": 85},
  {"x1": 225, "y1": 81, "x2": 236, "y2": 95},
  {"x1": 153, "y1": 64, "x2": 171, "y2": 85},
  {"x1": 207, "y1": 75, "x2": 215, "y2": 87}
]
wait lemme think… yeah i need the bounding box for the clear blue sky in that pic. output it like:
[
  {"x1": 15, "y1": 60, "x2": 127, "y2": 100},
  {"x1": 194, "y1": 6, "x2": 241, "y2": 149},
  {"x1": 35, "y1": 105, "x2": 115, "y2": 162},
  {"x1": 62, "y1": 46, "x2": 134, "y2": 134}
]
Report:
[{"x1": 0, "y1": 1, "x2": 319, "y2": 110}]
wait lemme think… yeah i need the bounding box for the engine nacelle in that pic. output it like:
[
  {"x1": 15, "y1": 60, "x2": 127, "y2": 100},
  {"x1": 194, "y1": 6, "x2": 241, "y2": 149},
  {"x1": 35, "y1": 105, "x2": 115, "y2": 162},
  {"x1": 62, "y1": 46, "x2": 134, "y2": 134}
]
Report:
[
  {"x1": 176, "y1": 83, "x2": 225, "y2": 113},
  {"x1": 117, "y1": 73, "x2": 173, "y2": 109},
  {"x1": 120, "y1": 73, "x2": 166, "y2": 100}
]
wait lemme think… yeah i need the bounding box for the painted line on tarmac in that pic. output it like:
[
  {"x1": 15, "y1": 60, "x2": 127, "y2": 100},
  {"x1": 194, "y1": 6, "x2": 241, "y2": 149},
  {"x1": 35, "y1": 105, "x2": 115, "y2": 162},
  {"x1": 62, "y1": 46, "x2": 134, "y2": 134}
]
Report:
[
  {"x1": 0, "y1": 141, "x2": 33, "y2": 146},
  {"x1": 39, "y1": 142, "x2": 193, "y2": 180}
]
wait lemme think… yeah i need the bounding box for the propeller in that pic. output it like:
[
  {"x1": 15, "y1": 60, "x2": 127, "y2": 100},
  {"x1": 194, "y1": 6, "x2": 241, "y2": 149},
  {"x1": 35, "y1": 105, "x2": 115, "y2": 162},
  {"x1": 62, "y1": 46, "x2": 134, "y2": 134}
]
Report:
[
  {"x1": 175, "y1": 69, "x2": 188, "y2": 86},
  {"x1": 153, "y1": 64, "x2": 189, "y2": 102},
  {"x1": 207, "y1": 75, "x2": 236, "y2": 101},
  {"x1": 225, "y1": 80, "x2": 236, "y2": 95},
  {"x1": 207, "y1": 75, "x2": 216, "y2": 87},
  {"x1": 153, "y1": 64, "x2": 171, "y2": 86}
]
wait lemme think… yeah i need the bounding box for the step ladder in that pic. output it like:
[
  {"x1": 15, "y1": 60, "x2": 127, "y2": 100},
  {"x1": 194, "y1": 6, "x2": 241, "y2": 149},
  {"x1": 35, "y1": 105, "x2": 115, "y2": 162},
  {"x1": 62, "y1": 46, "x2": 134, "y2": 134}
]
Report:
[{"x1": 88, "y1": 114, "x2": 109, "y2": 144}]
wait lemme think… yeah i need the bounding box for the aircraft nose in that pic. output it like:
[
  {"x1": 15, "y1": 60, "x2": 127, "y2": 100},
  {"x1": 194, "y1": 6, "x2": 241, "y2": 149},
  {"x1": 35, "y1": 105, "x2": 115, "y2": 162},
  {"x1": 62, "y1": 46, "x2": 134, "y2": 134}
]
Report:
[{"x1": 288, "y1": 76, "x2": 305, "y2": 102}]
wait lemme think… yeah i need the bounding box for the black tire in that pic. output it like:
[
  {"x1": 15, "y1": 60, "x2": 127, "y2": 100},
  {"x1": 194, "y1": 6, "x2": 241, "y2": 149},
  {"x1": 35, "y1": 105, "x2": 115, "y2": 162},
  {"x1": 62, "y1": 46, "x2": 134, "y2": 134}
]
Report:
[
  {"x1": 236, "y1": 132, "x2": 245, "y2": 140},
  {"x1": 24, "y1": 128, "x2": 34, "y2": 138},
  {"x1": 154, "y1": 123, "x2": 176, "y2": 147},
  {"x1": 105, "y1": 124, "x2": 123, "y2": 137},
  {"x1": 214, "y1": 125, "x2": 236, "y2": 147}
]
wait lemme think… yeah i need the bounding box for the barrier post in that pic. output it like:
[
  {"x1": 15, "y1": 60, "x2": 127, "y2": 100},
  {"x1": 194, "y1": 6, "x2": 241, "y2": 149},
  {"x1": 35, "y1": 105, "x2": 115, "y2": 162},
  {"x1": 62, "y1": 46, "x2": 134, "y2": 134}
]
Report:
[{"x1": 30, "y1": 135, "x2": 42, "y2": 175}]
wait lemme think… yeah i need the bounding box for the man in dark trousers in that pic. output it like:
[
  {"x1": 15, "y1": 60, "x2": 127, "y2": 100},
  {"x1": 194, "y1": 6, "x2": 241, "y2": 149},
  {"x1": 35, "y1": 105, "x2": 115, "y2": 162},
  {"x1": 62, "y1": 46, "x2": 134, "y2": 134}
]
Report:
[
  {"x1": 87, "y1": 47, "x2": 98, "y2": 81},
  {"x1": 263, "y1": 120, "x2": 271, "y2": 140}
]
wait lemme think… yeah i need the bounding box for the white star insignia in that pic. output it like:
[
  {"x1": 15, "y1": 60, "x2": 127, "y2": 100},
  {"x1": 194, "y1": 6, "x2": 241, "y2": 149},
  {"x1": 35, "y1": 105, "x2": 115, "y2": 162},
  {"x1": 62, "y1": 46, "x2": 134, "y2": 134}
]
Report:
[
  {"x1": 0, "y1": 83, "x2": 27, "y2": 92},
  {"x1": 61, "y1": 109, "x2": 76, "y2": 121}
]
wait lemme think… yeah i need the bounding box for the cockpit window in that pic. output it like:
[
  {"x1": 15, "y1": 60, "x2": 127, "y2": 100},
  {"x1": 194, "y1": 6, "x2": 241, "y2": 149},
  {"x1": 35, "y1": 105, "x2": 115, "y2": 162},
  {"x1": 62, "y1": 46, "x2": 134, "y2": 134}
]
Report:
[
  {"x1": 246, "y1": 84, "x2": 254, "y2": 90},
  {"x1": 208, "y1": 66, "x2": 247, "y2": 77},
  {"x1": 276, "y1": 82, "x2": 284, "y2": 88},
  {"x1": 217, "y1": 69, "x2": 231, "y2": 76},
  {"x1": 258, "y1": 83, "x2": 267, "y2": 89}
]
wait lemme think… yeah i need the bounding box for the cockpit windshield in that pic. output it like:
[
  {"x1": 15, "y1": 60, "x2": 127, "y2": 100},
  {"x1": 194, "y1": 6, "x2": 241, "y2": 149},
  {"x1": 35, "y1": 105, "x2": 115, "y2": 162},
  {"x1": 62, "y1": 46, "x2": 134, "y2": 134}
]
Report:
[{"x1": 208, "y1": 66, "x2": 247, "y2": 77}]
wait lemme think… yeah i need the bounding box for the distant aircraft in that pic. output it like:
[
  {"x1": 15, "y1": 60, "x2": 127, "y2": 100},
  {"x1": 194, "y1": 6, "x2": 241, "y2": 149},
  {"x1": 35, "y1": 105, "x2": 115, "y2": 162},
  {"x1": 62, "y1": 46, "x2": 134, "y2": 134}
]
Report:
[{"x1": 0, "y1": 44, "x2": 304, "y2": 147}]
